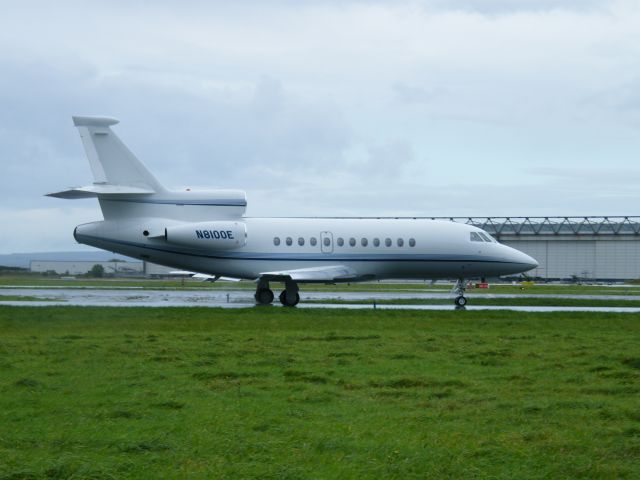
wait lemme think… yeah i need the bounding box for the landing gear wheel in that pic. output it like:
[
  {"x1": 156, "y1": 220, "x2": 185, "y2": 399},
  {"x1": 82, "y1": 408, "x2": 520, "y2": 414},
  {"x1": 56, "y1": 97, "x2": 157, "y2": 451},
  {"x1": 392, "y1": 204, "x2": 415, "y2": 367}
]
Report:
[
  {"x1": 454, "y1": 295, "x2": 467, "y2": 307},
  {"x1": 279, "y1": 290, "x2": 300, "y2": 307},
  {"x1": 255, "y1": 288, "x2": 274, "y2": 305}
]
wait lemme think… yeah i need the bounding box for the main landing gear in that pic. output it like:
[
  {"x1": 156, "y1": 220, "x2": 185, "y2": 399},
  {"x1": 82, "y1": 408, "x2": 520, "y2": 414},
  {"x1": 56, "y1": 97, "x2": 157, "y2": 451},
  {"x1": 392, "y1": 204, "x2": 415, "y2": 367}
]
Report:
[
  {"x1": 255, "y1": 287, "x2": 274, "y2": 305},
  {"x1": 279, "y1": 289, "x2": 300, "y2": 307},
  {"x1": 254, "y1": 280, "x2": 300, "y2": 307},
  {"x1": 453, "y1": 278, "x2": 467, "y2": 308}
]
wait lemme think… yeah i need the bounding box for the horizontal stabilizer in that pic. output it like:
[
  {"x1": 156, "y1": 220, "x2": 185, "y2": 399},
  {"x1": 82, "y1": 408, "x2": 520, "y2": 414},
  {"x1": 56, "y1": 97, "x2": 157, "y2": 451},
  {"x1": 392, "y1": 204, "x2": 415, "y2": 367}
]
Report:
[
  {"x1": 72, "y1": 116, "x2": 119, "y2": 127},
  {"x1": 46, "y1": 184, "x2": 155, "y2": 199}
]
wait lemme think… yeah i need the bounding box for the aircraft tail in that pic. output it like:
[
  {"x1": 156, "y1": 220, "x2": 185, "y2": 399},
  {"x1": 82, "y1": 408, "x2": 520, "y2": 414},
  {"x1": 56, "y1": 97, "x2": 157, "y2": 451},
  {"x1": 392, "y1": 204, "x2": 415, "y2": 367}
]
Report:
[
  {"x1": 48, "y1": 116, "x2": 247, "y2": 221},
  {"x1": 70, "y1": 116, "x2": 166, "y2": 192}
]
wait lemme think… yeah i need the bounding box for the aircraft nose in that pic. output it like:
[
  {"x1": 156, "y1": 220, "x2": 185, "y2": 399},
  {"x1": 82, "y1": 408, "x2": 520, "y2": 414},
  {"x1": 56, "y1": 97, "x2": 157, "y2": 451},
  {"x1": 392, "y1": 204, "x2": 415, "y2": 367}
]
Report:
[
  {"x1": 511, "y1": 248, "x2": 538, "y2": 271},
  {"x1": 521, "y1": 252, "x2": 539, "y2": 271}
]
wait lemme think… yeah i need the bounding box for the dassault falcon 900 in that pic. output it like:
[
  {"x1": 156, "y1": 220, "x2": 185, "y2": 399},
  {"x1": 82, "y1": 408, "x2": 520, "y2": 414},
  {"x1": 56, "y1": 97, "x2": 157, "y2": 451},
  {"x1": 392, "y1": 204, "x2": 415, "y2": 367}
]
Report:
[{"x1": 48, "y1": 116, "x2": 538, "y2": 307}]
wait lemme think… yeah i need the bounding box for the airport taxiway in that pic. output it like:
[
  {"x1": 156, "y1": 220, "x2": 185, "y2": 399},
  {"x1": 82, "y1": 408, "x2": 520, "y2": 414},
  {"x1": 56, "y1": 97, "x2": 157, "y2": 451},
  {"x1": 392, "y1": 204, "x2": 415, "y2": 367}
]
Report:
[{"x1": 2, "y1": 287, "x2": 640, "y2": 312}]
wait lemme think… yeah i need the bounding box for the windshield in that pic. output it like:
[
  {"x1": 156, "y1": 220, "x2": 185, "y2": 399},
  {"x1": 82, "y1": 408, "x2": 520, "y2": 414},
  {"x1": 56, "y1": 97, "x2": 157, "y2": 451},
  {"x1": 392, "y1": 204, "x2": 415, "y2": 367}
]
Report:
[{"x1": 470, "y1": 231, "x2": 498, "y2": 243}]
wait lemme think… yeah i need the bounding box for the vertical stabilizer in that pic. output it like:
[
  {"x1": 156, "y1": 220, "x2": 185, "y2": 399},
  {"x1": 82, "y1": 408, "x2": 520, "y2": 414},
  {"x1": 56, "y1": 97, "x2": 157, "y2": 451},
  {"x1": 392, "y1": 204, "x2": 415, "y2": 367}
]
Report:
[{"x1": 72, "y1": 116, "x2": 166, "y2": 192}]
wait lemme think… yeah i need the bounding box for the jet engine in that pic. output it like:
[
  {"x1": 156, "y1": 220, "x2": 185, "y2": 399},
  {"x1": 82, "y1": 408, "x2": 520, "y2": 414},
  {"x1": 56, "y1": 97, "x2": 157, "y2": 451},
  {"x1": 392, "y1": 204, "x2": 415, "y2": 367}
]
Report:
[{"x1": 164, "y1": 221, "x2": 246, "y2": 249}]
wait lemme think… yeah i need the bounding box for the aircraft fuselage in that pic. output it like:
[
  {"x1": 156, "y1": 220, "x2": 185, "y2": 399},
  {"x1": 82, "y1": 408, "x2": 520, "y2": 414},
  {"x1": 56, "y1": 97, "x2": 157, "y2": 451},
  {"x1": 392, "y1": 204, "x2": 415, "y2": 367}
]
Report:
[{"x1": 74, "y1": 216, "x2": 536, "y2": 282}]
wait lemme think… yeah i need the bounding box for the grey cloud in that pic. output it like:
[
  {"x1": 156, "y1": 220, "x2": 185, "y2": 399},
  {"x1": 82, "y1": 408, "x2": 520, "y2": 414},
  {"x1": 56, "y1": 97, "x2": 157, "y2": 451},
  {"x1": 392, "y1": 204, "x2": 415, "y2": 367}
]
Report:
[
  {"x1": 527, "y1": 167, "x2": 640, "y2": 186},
  {"x1": 81, "y1": 0, "x2": 612, "y2": 15},
  {"x1": 392, "y1": 83, "x2": 443, "y2": 105},
  {"x1": 248, "y1": 178, "x2": 640, "y2": 218},
  {"x1": 418, "y1": 0, "x2": 611, "y2": 14},
  {"x1": 582, "y1": 78, "x2": 640, "y2": 127},
  {"x1": 358, "y1": 141, "x2": 415, "y2": 180},
  {"x1": 0, "y1": 60, "x2": 355, "y2": 201}
]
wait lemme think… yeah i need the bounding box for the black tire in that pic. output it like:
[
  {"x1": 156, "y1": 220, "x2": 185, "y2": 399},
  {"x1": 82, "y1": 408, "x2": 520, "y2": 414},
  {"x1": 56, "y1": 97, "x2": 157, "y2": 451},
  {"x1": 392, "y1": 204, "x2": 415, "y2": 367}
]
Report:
[
  {"x1": 279, "y1": 290, "x2": 300, "y2": 307},
  {"x1": 255, "y1": 288, "x2": 274, "y2": 305},
  {"x1": 454, "y1": 295, "x2": 467, "y2": 307}
]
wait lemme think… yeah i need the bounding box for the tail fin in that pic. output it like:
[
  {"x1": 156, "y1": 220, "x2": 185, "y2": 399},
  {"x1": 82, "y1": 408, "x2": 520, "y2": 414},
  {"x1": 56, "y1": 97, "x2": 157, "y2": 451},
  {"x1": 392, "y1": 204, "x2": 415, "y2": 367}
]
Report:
[{"x1": 72, "y1": 116, "x2": 166, "y2": 192}]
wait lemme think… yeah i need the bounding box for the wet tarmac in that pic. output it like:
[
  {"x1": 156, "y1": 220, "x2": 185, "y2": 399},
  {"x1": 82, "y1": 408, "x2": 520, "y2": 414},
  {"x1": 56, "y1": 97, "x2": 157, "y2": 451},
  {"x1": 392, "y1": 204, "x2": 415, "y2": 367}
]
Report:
[{"x1": 2, "y1": 288, "x2": 640, "y2": 312}]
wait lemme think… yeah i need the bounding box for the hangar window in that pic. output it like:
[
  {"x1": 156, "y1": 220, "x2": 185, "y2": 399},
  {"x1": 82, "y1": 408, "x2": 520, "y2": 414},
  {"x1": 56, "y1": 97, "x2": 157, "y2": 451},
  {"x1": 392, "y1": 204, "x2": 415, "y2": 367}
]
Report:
[
  {"x1": 470, "y1": 232, "x2": 483, "y2": 242},
  {"x1": 298, "y1": 237, "x2": 305, "y2": 246},
  {"x1": 397, "y1": 238, "x2": 404, "y2": 247},
  {"x1": 373, "y1": 238, "x2": 380, "y2": 247},
  {"x1": 286, "y1": 237, "x2": 293, "y2": 246},
  {"x1": 361, "y1": 238, "x2": 368, "y2": 247},
  {"x1": 478, "y1": 232, "x2": 491, "y2": 242},
  {"x1": 409, "y1": 238, "x2": 416, "y2": 247},
  {"x1": 349, "y1": 237, "x2": 356, "y2": 247},
  {"x1": 310, "y1": 237, "x2": 317, "y2": 246},
  {"x1": 385, "y1": 238, "x2": 392, "y2": 247},
  {"x1": 337, "y1": 237, "x2": 344, "y2": 247},
  {"x1": 274, "y1": 237, "x2": 281, "y2": 246}
]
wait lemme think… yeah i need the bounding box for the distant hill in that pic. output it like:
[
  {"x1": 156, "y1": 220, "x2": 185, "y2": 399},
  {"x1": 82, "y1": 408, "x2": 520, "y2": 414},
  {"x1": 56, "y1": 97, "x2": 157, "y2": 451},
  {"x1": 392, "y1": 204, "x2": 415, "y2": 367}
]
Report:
[{"x1": 0, "y1": 251, "x2": 138, "y2": 269}]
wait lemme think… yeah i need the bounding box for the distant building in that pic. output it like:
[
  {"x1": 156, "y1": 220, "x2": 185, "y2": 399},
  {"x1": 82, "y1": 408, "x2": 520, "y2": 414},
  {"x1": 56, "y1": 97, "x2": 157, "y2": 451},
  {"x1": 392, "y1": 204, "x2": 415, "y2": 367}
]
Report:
[{"x1": 30, "y1": 260, "x2": 143, "y2": 276}]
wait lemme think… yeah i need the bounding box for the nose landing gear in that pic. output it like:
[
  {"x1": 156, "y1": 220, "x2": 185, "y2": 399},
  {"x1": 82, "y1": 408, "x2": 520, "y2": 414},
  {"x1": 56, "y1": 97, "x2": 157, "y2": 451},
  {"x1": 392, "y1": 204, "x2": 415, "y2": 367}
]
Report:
[{"x1": 453, "y1": 278, "x2": 468, "y2": 308}]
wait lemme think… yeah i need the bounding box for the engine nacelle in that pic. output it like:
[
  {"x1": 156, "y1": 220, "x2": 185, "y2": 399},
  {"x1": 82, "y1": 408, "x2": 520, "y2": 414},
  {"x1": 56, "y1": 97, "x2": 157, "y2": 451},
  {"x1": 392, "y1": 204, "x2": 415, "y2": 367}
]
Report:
[{"x1": 165, "y1": 221, "x2": 246, "y2": 250}]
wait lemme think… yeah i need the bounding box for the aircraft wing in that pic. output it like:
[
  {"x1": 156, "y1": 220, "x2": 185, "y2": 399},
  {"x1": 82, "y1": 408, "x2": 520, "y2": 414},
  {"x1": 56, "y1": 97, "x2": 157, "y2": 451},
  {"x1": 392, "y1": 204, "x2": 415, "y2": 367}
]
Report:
[
  {"x1": 258, "y1": 265, "x2": 362, "y2": 283},
  {"x1": 169, "y1": 271, "x2": 241, "y2": 282}
]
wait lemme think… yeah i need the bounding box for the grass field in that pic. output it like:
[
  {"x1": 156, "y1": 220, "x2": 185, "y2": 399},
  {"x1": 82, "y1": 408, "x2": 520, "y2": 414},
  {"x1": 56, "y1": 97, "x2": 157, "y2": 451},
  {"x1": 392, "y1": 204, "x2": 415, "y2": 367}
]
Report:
[
  {"x1": 1, "y1": 307, "x2": 639, "y2": 479},
  {"x1": 306, "y1": 297, "x2": 640, "y2": 308}
]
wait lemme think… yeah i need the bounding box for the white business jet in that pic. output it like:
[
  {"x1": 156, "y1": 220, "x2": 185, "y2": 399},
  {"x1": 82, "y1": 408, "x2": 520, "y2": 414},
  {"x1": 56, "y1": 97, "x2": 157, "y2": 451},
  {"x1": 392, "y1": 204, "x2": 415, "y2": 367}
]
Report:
[{"x1": 48, "y1": 116, "x2": 538, "y2": 307}]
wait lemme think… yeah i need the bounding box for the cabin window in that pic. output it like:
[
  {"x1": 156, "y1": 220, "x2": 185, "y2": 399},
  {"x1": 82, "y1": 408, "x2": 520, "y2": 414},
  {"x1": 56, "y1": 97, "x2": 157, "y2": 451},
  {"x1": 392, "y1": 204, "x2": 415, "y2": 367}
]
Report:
[
  {"x1": 373, "y1": 238, "x2": 380, "y2": 247},
  {"x1": 274, "y1": 237, "x2": 281, "y2": 246},
  {"x1": 470, "y1": 232, "x2": 483, "y2": 242},
  {"x1": 310, "y1": 237, "x2": 317, "y2": 246},
  {"x1": 286, "y1": 237, "x2": 293, "y2": 246},
  {"x1": 409, "y1": 238, "x2": 416, "y2": 247},
  {"x1": 337, "y1": 237, "x2": 344, "y2": 247},
  {"x1": 361, "y1": 238, "x2": 368, "y2": 247},
  {"x1": 349, "y1": 237, "x2": 356, "y2": 247},
  {"x1": 298, "y1": 237, "x2": 305, "y2": 246},
  {"x1": 385, "y1": 238, "x2": 392, "y2": 247},
  {"x1": 397, "y1": 238, "x2": 404, "y2": 247}
]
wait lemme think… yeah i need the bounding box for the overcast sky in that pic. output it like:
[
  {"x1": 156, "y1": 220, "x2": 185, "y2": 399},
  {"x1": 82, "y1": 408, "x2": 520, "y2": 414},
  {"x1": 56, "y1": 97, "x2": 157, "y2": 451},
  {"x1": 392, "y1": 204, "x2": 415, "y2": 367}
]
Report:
[{"x1": 1, "y1": 0, "x2": 640, "y2": 253}]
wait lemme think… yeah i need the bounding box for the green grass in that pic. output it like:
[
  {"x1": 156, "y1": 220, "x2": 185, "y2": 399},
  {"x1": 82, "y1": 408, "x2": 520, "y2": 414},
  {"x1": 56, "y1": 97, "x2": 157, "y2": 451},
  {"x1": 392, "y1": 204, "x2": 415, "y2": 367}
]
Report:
[
  {"x1": 307, "y1": 297, "x2": 640, "y2": 307},
  {"x1": 0, "y1": 307, "x2": 639, "y2": 479},
  {"x1": 0, "y1": 295, "x2": 51, "y2": 302}
]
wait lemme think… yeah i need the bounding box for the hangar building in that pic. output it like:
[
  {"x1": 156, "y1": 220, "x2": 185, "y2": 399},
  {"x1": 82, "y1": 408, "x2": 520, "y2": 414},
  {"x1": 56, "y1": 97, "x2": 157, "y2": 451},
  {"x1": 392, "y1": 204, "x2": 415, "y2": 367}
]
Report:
[{"x1": 436, "y1": 216, "x2": 640, "y2": 281}]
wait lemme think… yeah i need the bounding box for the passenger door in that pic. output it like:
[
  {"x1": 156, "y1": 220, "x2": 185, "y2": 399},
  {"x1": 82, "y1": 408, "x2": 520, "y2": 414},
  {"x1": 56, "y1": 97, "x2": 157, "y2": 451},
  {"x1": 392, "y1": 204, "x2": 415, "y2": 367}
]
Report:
[{"x1": 320, "y1": 231, "x2": 333, "y2": 253}]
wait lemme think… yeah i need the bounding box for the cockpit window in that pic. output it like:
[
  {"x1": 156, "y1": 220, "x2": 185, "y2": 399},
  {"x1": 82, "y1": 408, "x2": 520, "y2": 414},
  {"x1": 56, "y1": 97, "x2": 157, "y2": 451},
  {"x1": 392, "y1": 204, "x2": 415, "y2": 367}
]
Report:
[
  {"x1": 470, "y1": 232, "x2": 483, "y2": 242},
  {"x1": 478, "y1": 232, "x2": 491, "y2": 242}
]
